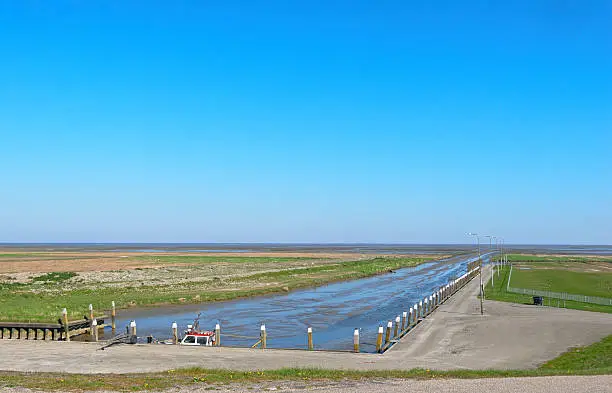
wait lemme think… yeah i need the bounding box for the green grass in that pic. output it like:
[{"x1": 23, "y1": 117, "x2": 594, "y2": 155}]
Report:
[
  {"x1": 511, "y1": 268, "x2": 611, "y2": 298},
  {"x1": 507, "y1": 254, "x2": 612, "y2": 264},
  {"x1": 1, "y1": 335, "x2": 611, "y2": 391},
  {"x1": 485, "y1": 265, "x2": 612, "y2": 313},
  {"x1": 0, "y1": 257, "x2": 427, "y2": 322},
  {"x1": 541, "y1": 335, "x2": 612, "y2": 371}
]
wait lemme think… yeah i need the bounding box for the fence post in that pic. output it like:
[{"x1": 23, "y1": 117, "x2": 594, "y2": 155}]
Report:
[
  {"x1": 353, "y1": 328, "x2": 359, "y2": 353},
  {"x1": 307, "y1": 327, "x2": 313, "y2": 350}
]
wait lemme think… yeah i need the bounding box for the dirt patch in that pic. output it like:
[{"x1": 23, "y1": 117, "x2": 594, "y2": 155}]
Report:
[{"x1": 0, "y1": 252, "x2": 445, "y2": 274}]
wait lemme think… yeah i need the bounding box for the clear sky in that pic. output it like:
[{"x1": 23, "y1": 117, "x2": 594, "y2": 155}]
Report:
[{"x1": 0, "y1": 1, "x2": 610, "y2": 244}]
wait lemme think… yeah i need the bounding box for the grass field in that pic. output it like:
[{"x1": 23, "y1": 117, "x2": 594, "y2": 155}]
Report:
[
  {"x1": 0, "y1": 254, "x2": 430, "y2": 322},
  {"x1": 485, "y1": 258, "x2": 612, "y2": 313},
  {"x1": 0, "y1": 335, "x2": 610, "y2": 391},
  {"x1": 511, "y1": 267, "x2": 612, "y2": 298}
]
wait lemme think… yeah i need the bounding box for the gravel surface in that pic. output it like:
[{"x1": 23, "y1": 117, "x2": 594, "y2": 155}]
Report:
[{"x1": 1, "y1": 376, "x2": 611, "y2": 393}]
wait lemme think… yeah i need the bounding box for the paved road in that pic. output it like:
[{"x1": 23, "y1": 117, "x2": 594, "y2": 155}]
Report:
[{"x1": 0, "y1": 266, "x2": 610, "y2": 373}]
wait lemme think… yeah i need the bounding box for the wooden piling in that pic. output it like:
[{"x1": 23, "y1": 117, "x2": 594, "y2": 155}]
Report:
[
  {"x1": 419, "y1": 301, "x2": 423, "y2": 318},
  {"x1": 376, "y1": 325, "x2": 383, "y2": 353},
  {"x1": 384, "y1": 320, "x2": 392, "y2": 344},
  {"x1": 307, "y1": 327, "x2": 313, "y2": 350},
  {"x1": 394, "y1": 316, "x2": 400, "y2": 337},
  {"x1": 260, "y1": 324, "x2": 266, "y2": 349},
  {"x1": 111, "y1": 301, "x2": 116, "y2": 331},
  {"x1": 215, "y1": 323, "x2": 221, "y2": 346},
  {"x1": 89, "y1": 304, "x2": 95, "y2": 337},
  {"x1": 62, "y1": 308, "x2": 70, "y2": 342},
  {"x1": 172, "y1": 322, "x2": 178, "y2": 344},
  {"x1": 130, "y1": 320, "x2": 137, "y2": 338},
  {"x1": 91, "y1": 319, "x2": 98, "y2": 342},
  {"x1": 353, "y1": 328, "x2": 359, "y2": 353},
  {"x1": 401, "y1": 311, "x2": 407, "y2": 331}
]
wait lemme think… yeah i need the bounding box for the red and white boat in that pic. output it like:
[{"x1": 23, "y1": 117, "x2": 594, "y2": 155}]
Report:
[{"x1": 179, "y1": 314, "x2": 216, "y2": 346}]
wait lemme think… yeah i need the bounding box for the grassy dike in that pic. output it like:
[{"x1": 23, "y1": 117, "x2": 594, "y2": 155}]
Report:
[
  {"x1": 0, "y1": 256, "x2": 428, "y2": 322},
  {"x1": 0, "y1": 335, "x2": 610, "y2": 391}
]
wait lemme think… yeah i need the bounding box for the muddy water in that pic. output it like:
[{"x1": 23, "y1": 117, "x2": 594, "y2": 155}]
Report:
[{"x1": 112, "y1": 253, "x2": 489, "y2": 352}]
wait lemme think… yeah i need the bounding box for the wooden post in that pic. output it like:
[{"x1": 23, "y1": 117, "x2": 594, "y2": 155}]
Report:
[
  {"x1": 62, "y1": 308, "x2": 70, "y2": 342},
  {"x1": 409, "y1": 307, "x2": 414, "y2": 326},
  {"x1": 172, "y1": 322, "x2": 178, "y2": 344},
  {"x1": 353, "y1": 328, "x2": 359, "y2": 353},
  {"x1": 91, "y1": 319, "x2": 98, "y2": 342},
  {"x1": 111, "y1": 301, "x2": 116, "y2": 332},
  {"x1": 376, "y1": 325, "x2": 383, "y2": 353},
  {"x1": 384, "y1": 320, "x2": 392, "y2": 345},
  {"x1": 260, "y1": 324, "x2": 266, "y2": 349},
  {"x1": 307, "y1": 327, "x2": 313, "y2": 350},
  {"x1": 130, "y1": 320, "x2": 137, "y2": 337},
  {"x1": 419, "y1": 301, "x2": 423, "y2": 318},
  {"x1": 401, "y1": 311, "x2": 407, "y2": 331},
  {"x1": 215, "y1": 323, "x2": 221, "y2": 346},
  {"x1": 394, "y1": 316, "x2": 400, "y2": 338},
  {"x1": 89, "y1": 304, "x2": 94, "y2": 336}
]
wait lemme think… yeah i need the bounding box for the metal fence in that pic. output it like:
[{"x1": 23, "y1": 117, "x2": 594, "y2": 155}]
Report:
[
  {"x1": 506, "y1": 286, "x2": 612, "y2": 306},
  {"x1": 506, "y1": 264, "x2": 612, "y2": 306}
]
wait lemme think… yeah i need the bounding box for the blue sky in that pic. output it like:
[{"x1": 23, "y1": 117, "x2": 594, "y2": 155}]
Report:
[{"x1": 0, "y1": 1, "x2": 610, "y2": 244}]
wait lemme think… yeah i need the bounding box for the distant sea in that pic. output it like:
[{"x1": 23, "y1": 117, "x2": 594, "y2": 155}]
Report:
[{"x1": 0, "y1": 243, "x2": 611, "y2": 255}]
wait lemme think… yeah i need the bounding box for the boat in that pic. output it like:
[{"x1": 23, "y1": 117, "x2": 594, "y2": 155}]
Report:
[{"x1": 180, "y1": 313, "x2": 216, "y2": 346}]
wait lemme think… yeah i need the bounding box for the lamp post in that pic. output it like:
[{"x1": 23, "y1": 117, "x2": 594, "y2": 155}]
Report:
[
  {"x1": 483, "y1": 235, "x2": 496, "y2": 287},
  {"x1": 468, "y1": 232, "x2": 484, "y2": 315}
]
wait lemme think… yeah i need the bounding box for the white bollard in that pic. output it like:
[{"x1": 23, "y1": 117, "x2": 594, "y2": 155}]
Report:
[
  {"x1": 91, "y1": 318, "x2": 98, "y2": 341},
  {"x1": 172, "y1": 322, "x2": 178, "y2": 344}
]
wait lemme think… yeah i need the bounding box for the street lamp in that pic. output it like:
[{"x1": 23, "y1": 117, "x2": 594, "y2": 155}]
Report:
[
  {"x1": 467, "y1": 232, "x2": 484, "y2": 315},
  {"x1": 483, "y1": 235, "x2": 496, "y2": 287}
]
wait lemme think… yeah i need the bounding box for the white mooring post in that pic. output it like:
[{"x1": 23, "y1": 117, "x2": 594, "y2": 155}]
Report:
[
  {"x1": 91, "y1": 318, "x2": 98, "y2": 342},
  {"x1": 172, "y1": 322, "x2": 178, "y2": 344},
  {"x1": 215, "y1": 323, "x2": 221, "y2": 346},
  {"x1": 130, "y1": 320, "x2": 137, "y2": 337},
  {"x1": 307, "y1": 327, "x2": 313, "y2": 350},
  {"x1": 260, "y1": 324, "x2": 267, "y2": 349},
  {"x1": 353, "y1": 328, "x2": 359, "y2": 353}
]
